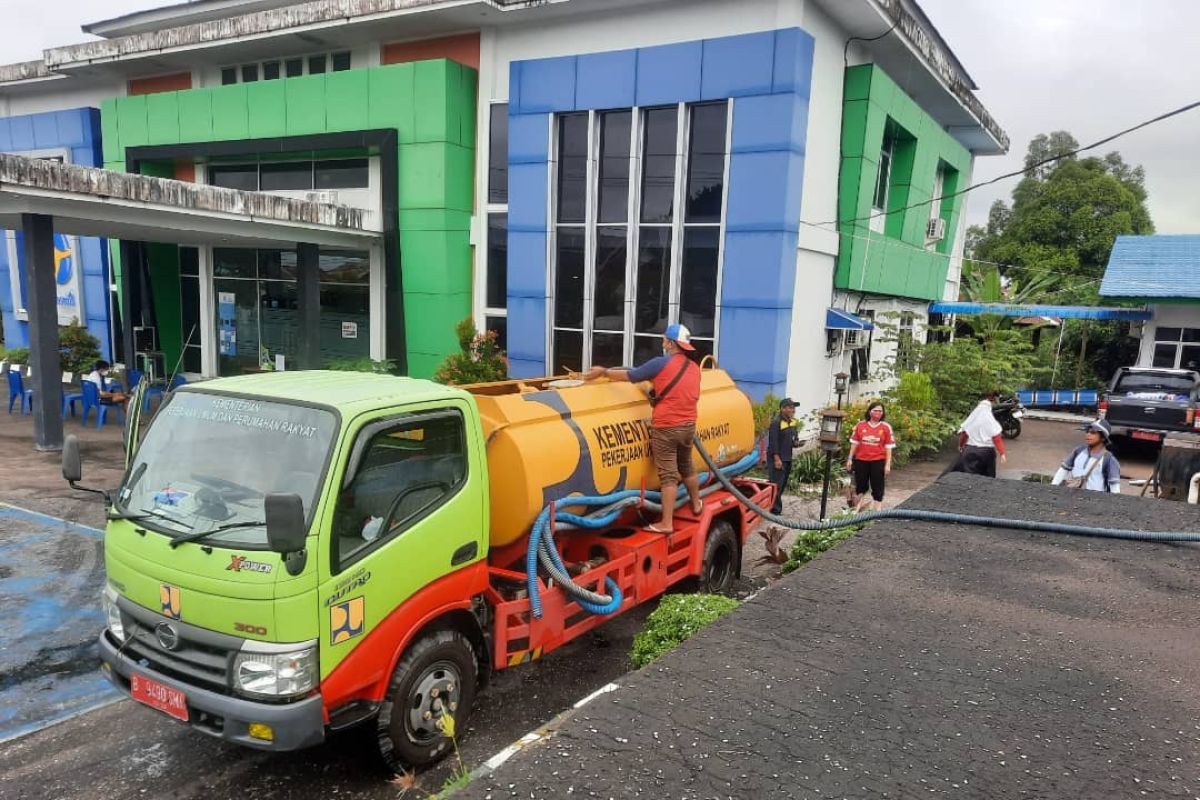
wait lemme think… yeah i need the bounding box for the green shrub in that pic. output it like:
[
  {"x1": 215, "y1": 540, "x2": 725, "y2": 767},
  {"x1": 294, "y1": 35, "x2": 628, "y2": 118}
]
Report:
[
  {"x1": 4, "y1": 347, "x2": 30, "y2": 365},
  {"x1": 631, "y1": 593, "x2": 740, "y2": 668},
  {"x1": 891, "y1": 371, "x2": 937, "y2": 413},
  {"x1": 325, "y1": 357, "x2": 396, "y2": 374},
  {"x1": 434, "y1": 318, "x2": 508, "y2": 385},
  {"x1": 781, "y1": 512, "x2": 867, "y2": 574},
  {"x1": 791, "y1": 449, "x2": 846, "y2": 484},
  {"x1": 58, "y1": 320, "x2": 102, "y2": 376}
]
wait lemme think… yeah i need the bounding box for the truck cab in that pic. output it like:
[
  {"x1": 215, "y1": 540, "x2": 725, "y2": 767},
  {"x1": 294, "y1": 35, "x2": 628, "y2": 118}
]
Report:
[{"x1": 88, "y1": 373, "x2": 491, "y2": 761}]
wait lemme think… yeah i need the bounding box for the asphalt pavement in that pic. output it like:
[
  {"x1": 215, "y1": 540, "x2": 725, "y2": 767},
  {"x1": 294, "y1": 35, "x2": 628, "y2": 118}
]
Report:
[{"x1": 458, "y1": 473, "x2": 1200, "y2": 799}]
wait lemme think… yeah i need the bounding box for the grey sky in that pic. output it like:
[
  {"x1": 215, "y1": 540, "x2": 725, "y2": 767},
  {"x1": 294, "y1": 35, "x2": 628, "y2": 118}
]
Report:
[{"x1": 2, "y1": 1, "x2": 1198, "y2": 234}]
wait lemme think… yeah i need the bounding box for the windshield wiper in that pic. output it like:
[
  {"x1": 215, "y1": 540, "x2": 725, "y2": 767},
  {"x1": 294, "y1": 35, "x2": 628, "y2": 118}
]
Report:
[
  {"x1": 137, "y1": 506, "x2": 194, "y2": 532},
  {"x1": 168, "y1": 520, "x2": 265, "y2": 549}
]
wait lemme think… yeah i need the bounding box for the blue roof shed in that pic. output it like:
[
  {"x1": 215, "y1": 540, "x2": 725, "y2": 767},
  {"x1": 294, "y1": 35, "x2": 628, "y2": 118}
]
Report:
[{"x1": 1101, "y1": 234, "x2": 1200, "y2": 299}]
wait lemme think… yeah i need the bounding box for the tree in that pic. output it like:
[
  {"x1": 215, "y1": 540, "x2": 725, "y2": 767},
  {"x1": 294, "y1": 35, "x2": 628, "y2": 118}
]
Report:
[{"x1": 970, "y1": 132, "x2": 1155, "y2": 383}]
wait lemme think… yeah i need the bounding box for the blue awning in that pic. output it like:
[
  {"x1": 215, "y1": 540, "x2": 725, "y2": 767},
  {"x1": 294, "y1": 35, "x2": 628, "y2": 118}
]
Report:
[
  {"x1": 826, "y1": 308, "x2": 875, "y2": 331},
  {"x1": 928, "y1": 302, "x2": 1152, "y2": 321}
]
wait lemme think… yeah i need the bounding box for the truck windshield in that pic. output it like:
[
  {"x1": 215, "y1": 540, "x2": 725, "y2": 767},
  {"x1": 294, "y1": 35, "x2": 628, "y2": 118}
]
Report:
[
  {"x1": 1114, "y1": 372, "x2": 1197, "y2": 395},
  {"x1": 116, "y1": 391, "x2": 337, "y2": 548}
]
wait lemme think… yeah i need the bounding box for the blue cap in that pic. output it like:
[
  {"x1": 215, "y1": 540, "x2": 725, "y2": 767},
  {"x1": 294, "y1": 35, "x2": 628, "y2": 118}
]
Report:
[{"x1": 664, "y1": 323, "x2": 695, "y2": 351}]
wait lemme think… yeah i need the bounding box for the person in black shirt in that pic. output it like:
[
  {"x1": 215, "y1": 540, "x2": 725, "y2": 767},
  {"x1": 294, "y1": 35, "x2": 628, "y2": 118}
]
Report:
[{"x1": 765, "y1": 397, "x2": 801, "y2": 514}]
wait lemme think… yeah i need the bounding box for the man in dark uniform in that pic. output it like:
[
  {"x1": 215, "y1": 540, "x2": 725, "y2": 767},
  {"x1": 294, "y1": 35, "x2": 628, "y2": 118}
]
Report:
[{"x1": 765, "y1": 397, "x2": 800, "y2": 514}]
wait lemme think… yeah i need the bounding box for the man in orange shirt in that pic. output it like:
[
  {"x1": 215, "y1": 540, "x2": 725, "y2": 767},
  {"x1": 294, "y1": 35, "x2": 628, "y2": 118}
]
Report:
[{"x1": 584, "y1": 324, "x2": 702, "y2": 533}]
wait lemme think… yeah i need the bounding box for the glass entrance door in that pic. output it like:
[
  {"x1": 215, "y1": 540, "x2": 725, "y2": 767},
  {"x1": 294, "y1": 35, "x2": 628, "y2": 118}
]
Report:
[{"x1": 213, "y1": 248, "x2": 298, "y2": 375}]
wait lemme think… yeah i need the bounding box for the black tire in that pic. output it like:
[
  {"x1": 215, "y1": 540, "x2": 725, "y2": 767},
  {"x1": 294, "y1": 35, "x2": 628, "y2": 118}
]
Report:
[
  {"x1": 1001, "y1": 417, "x2": 1021, "y2": 439},
  {"x1": 697, "y1": 519, "x2": 739, "y2": 596},
  {"x1": 374, "y1": 629, "x2": 478, "y2": 773}
]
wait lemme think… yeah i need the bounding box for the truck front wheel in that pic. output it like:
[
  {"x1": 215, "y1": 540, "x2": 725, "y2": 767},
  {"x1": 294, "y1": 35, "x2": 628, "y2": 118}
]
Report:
[
  {"x1": 698, "y1": 519, "x2": 739, "y2": 595},
  {"x1": 375, "y1": 629, "x2": 478, "y2": 772}
]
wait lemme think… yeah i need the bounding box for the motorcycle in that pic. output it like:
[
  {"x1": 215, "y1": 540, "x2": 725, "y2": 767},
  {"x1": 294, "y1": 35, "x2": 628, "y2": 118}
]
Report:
[{"x1": 993, "y1": 396, "x2": 1024, "y2": 439}]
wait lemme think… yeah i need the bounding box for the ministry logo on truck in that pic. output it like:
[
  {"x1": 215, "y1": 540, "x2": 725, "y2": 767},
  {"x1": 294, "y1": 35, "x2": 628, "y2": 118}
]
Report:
[
  {"x1": 160, "y1": 583, "x2": 181, "y2": 620},
  {"x1": 330, "y1": 597, "x2": 365, "y2": 645}
]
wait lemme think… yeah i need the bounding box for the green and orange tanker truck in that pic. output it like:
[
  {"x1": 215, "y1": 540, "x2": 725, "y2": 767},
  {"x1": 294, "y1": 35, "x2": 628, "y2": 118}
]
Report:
[{"x1": 65, "y1": 368, "x2": 772, "y2": 770}]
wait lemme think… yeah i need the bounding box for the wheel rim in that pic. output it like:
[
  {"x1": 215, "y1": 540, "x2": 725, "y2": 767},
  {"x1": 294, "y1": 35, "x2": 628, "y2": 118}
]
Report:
[
  {"x1": 706, "y1": 542, "x2": 733, "y2": 590},
  {"x1": 404, "y1": 659, "x2": 463, "y2": 745}
]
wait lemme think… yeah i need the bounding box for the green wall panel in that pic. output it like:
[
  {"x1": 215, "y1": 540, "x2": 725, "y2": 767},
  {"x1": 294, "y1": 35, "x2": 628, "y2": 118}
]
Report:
[
  {"x1": 101, "y1": 60, "x2": 479, "y2": 375},
  {"x1": 414, "y1": 60, "x2": 451, "y2": 144},
  {"x1": 178, "y1": 89, "x2": 214, "y2": 143},
  {"x1": 146, "y1": 243, "x2": 183, "y2": 369},
  {"x1": 285, "y1": 74, "x2": 327, "y2": 136},
  {"x1": 146, "y1": 92, "x2": 180, "y2": 146},
  {"x1": 101, "y1": 99, "x2": 121, "y2": 164},
  {"x1": 399, "y1": 230, "x2": 472, "y2": 294},
  {"x1": 368, "y1": 64, "x2": 415, "y2": 140},
  {"x1": 210, "y1": 84, "x2": 250, "y2": 140},
  {"x1": 404, "y1": 291, "x2": 471, "y2": 356},
  {"x1": 324, "y1": 71, "x2": 370, "y2": 133},
  {"x1": 247, "y1": 81, "x2": 287, "y2": 138},
  {"x1": 836, "y1": 64, "x2": 973, "y2": 301},
  {"x1": 115, "y1": 96, "x2": 149, "y2": 153}
]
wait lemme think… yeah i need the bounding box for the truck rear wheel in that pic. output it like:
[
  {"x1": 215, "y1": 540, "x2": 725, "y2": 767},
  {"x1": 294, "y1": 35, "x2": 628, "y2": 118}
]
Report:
[
  {"x1": 375, "y1": 629, "x2": 478, "y2": 773},
  {"x1": 698, "y1": 519, "x2": 739, "y2": 595}
]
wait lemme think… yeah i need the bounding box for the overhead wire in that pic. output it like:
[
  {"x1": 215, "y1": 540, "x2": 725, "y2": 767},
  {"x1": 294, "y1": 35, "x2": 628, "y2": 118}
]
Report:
[{"x1": 811, "y1": 98, "x2": 1200, "y2": 229}]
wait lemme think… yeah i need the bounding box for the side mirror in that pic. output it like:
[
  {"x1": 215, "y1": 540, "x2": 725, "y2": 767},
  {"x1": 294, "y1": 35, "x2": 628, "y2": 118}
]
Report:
[
  {"x1": 63, "y1": 435, "x2": 82, "y2": 484},
  {"x1": 264, "y1": 493, "x2": 307, "y2": 554}
]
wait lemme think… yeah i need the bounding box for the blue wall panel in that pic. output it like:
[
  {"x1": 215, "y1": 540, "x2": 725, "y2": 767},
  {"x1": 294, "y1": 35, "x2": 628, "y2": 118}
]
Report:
[
  {"x1": 731, "y1": 93, "x2": 807, "y2": 154},
  {"x1": 0, "y1": 108, "x2": 111, "y2": 360},
  {"x1": 505, "y1": 295, "x2": 548, "y2": 364},
  {"x1": 635, "y1": 41, "x2": 703, "y2": 106},
  {"x1": 772, "y1": 27, "x2": 816, "y2": 97},
  {"x1": 508, "y1": 27, "x2": 815, "y2": 389},
  {"x1": 513, "y1": 56, "x2": 577, "y2": 114},
  {"x1": 507, "y1": 162, "x2": 550, "y2": 233},
  {"x1": 720, "y1": 230, "x2": 799, "y2": 309},
  {"x1": 701, "y1": 31, "x2": 776, "y2": 100},
  {"x1": 507, "y1": 113, "x2": 550, "y2": 164},
  {"x1": 507, "y1": 231, "x2": 548, "y2": 299},
  {"x1": 576, "y1": 50, "x2": 637, "y2": 111}
]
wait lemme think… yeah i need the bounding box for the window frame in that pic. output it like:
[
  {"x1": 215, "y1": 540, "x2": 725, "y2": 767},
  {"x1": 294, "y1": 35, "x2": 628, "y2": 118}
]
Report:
[
  {"x1": 333, "y1": 408, "x2": 470, "y2": 574},
  {"x1": 218, "y1": 51, "x2": 351, "y2": 84},
  {"x1": 1152, "y1": 326, "x2": 1200, "y2": 369},
  {"x1": 479, "y1": 101, "x2": 510, "y2": 350},
  {"x1": 548, "y1": 100, "x2": 731, "y2": 371}
]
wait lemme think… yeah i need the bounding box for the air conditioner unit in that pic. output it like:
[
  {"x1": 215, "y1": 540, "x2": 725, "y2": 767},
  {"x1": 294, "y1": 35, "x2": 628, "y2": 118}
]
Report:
[
  {"x1": 306, "y1": 190, "x2": 340, "y2": 205},
  {"x1": 844, "y1": 330, "x2": 864, "y2": 348},
  {"x1": 926, "y1": 217, "x2": 946, "y2": 241}
]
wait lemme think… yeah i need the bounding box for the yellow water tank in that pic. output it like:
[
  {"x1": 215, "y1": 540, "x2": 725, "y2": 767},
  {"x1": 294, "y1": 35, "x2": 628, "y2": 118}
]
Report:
[{"x1": 467, "y1": 368, "x2": 755, "y2": 547}]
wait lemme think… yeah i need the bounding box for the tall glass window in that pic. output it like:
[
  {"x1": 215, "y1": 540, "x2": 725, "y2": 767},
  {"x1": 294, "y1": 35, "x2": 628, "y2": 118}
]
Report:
[
  {"x1": 484, "y1": 103, "x2": 509, "y2": 352},
  {"x1": 552, "y1": 101, "x2": 729, "y2": 371}
]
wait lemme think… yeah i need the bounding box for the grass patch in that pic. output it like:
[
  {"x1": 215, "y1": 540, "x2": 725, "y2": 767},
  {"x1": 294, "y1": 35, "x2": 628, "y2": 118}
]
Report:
[{"x1": 631, "y1": 594, "x2": 740, "y2": 668}]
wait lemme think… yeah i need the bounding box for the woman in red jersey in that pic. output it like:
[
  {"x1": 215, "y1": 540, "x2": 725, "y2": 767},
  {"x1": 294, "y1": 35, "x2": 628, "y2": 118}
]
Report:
[{"x1": 845, "y1": 401, "x2": 895, "y2": 512}]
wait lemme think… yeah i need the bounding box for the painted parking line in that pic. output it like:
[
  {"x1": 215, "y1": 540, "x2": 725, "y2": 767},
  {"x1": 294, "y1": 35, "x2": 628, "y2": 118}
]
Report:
[{"x1": 0, "y1": 502, "x2": 118, "y2": 744}]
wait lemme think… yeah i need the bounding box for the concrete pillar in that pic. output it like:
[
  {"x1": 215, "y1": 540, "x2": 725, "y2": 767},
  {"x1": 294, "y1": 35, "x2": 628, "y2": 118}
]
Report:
[
  {"x1": 296, "y1": 243, "x2": 320, "y2": 370},
  {"x1": 21, "y1": 214, "x2": 63, "y2": 451}
]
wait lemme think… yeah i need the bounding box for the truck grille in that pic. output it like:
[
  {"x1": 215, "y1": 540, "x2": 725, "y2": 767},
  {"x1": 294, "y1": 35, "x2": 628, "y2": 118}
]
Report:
[{"x1": 121, "y1": 617, "x2": 232, "y2": 693}]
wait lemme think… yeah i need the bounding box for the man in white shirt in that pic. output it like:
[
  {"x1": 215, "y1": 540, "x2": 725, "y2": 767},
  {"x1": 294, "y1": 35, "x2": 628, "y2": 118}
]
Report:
[
  {"x1": 947, "y1": 393, "x2": 1007, "y2": 477},
  {"x1": 1051, "y1": 419, "x2": 1121, "y2": 493},
  {"x1": 84, "y1": 360, "x2": 128, "y2": 404}
]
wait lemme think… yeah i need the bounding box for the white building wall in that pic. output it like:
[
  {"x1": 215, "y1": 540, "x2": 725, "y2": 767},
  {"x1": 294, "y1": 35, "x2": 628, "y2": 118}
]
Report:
[
  {"x1": 1139, "y1": 304, "x2": 1200, "y2": 367},
  {"x1": 785, "y1": 0, "x2": 850, "y2": 419},
  {"x1": 0, "y1": 80, "x2": 124, "y2": 118}
]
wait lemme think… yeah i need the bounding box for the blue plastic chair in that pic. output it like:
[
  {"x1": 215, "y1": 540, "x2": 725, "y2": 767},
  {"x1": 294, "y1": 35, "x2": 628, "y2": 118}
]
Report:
[
  {"x1": 127, "y1": 369, "x2": 164, "y2": 412},
  {"x1": 62, "y1": 382, "x2": 83, "y2": 418},
  {"x1": 169, "y1": 374, "x2": 188, "y2": 390},
  {"x1": 7, "y1": 370, "x2": 32, "y2": 415},
  {"x1": 81, "y1": 380, "x2": 124, "y2": 429}
]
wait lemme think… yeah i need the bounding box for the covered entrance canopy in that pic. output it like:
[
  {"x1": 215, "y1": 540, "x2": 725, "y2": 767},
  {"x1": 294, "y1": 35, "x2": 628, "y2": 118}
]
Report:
[
  {"x1": 928, "y1": 301, "x2": 1152, "y2": 321},
  {"x1": 0, "y1": 153, "x2": 382, "y2": 450}
]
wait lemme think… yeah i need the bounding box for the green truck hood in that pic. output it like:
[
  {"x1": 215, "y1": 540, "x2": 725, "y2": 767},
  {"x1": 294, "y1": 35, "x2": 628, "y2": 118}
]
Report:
[{"x1": 104, "y1": 521, "x2": 317, "y2": 643}]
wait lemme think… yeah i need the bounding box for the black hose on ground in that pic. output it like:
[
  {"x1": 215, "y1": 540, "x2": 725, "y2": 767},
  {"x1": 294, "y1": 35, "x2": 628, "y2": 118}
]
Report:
[{"x1": 693, "y1": 435, "x2": 1200, "y2": 544}]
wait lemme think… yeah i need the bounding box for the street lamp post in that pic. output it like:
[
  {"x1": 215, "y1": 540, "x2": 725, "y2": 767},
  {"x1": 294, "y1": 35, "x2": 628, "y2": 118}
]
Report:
[
  {"x1": 818, "y1": 408, "x2": 847, "y2": 519},
  {"x1": 834, "y1": 372, "x2": 849, "y2": 410}
]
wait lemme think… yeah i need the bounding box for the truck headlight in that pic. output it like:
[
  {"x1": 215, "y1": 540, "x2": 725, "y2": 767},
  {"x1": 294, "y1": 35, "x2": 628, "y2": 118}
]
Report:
[
  {"x1": 102, "y1": 584, "x2": 126, "y2": 642},
  {"x1": 233, "y1": 646, "x2": 317, "y2": 698}
]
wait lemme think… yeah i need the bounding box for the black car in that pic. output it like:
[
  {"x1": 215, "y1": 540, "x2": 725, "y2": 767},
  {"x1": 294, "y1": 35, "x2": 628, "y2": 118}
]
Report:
[{"x1": 1101, "y1": 367, "x2": 1200, "y2": 447}]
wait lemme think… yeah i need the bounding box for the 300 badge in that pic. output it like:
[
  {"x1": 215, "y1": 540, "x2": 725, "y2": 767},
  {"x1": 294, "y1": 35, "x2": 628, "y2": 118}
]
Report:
[{"x1": 233, "y1": 622, "x2": 268, "y2": 636}]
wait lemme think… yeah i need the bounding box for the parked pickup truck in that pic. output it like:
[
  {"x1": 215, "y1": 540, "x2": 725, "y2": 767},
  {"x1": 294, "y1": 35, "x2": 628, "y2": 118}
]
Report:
[{"x1": 1100, "y1": 367, "x2": 1200, "y2": 446}]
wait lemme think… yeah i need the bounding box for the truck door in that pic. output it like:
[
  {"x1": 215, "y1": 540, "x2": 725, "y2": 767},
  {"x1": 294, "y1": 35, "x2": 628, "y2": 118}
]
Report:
[{"x1": 317, "y1": 404, "x2": 484, "y2": 682}]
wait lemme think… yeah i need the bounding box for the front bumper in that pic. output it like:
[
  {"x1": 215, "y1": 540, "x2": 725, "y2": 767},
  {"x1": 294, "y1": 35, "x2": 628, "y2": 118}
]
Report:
[{"x1": 99, "y1": 630, "x2": 325, "y2": 751}]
